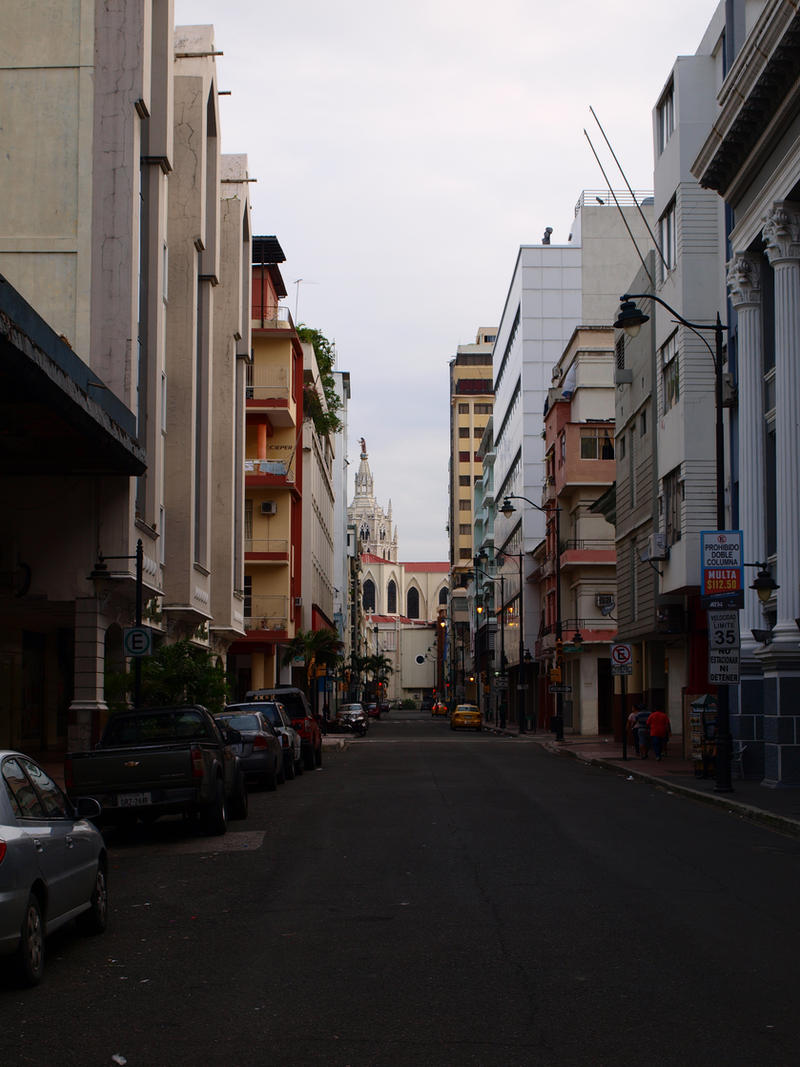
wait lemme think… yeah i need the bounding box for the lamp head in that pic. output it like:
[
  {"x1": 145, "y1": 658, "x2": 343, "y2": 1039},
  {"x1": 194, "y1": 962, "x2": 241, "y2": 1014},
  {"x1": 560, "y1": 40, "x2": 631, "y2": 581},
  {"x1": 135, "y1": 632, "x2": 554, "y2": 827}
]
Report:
[
  {"x1": 572, "y1": 629, "x2": 583, "y2": 649},
  {"x1": 614, "y1": 298, "x2": 649, "y2": 339},
  {"x1": 750, "y1": 566, "x2": 778, "y2": 604},
  {"x1": 500, "y1": 497, "x2": 516, "y2": 518}
]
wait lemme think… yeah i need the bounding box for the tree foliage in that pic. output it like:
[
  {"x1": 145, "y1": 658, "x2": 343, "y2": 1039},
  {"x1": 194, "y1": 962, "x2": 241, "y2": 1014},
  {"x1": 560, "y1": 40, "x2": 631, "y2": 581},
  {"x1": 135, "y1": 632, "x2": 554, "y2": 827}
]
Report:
[
  {"x1": 281, "y1": 628, "x2": 343, "y2": 694},
  {"x1": 105, "y1": 640, "x2": 229, "y2": 715},
  {"x1": 297, "y1": 324, "x2": 343, "y2": 437}
]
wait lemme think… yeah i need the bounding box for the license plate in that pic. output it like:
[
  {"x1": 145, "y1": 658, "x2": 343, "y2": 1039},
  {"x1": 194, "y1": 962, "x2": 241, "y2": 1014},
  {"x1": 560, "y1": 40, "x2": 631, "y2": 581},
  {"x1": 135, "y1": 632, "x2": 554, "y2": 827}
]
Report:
[{"x1": 118, "y1": 791, "x2": 152, "y2": 808}]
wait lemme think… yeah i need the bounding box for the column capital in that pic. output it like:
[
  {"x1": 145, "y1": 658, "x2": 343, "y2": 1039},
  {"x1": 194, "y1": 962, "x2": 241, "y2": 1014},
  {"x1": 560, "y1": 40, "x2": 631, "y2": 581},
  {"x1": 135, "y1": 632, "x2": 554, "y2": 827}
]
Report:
[
  {"x1": 763, "y1": 202, "x2": 800, "y2": 265},
  {"x1": 726, "y1": 252, "x2": 762, "y2": 308}
]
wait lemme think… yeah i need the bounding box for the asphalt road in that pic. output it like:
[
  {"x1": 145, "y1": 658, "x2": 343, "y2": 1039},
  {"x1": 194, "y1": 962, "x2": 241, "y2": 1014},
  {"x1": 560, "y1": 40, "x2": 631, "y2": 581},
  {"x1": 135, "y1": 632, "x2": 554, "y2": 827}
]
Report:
[{"x1": 1, "y1": 709, "x2": 799, "y2": 1067}]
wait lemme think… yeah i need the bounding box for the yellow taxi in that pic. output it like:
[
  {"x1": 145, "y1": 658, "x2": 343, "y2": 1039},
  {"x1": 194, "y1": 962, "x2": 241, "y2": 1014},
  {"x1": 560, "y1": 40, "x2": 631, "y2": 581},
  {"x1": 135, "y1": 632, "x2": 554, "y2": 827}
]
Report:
[
  {"x1": 431, "y1": 701, "x2": 449, "y2": 717},
  {"x1": 450, "y1": 703, "x2": 481, "y2": 731}
]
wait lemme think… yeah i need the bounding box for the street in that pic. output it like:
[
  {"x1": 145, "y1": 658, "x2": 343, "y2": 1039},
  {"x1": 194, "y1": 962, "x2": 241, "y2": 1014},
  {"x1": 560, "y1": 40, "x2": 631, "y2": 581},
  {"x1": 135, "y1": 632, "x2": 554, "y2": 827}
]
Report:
[{"x1": 1, "y1": 708, "x2": 799, "y2": 1067}]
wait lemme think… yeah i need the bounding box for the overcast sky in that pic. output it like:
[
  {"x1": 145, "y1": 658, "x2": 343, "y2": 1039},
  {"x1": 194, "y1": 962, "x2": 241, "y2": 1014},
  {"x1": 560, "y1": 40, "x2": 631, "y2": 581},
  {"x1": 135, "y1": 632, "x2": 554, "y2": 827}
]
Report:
[{"x1": 175, "y1": 0, "x2": 719, "y2": 560}]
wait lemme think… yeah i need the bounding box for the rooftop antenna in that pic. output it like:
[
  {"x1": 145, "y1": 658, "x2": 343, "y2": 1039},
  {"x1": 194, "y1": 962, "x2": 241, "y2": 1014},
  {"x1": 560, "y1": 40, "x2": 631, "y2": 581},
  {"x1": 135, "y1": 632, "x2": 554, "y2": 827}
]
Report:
[
  {"x1": 583, "y1": 127, "x2": 655, "y2": 289},
  {"x1": 292, "y1": 278, "x2": 319, "y2": 323},
  {"x1": 589, "y1": 105, "x2": 667, "y2": 275}
]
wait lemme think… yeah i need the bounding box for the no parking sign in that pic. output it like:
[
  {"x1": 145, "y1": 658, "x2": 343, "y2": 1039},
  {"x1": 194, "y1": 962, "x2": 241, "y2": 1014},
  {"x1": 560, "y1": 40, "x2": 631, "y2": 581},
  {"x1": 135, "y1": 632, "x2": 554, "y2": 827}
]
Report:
[{"x1": 610, "y1": 643, "x2": 632, "y2": 676}]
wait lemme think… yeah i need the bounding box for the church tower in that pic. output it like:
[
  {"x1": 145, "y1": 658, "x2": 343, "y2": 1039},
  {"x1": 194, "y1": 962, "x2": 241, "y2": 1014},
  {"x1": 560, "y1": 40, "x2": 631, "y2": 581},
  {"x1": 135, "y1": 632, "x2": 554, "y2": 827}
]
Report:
[{"x1": 348, "y1": 438, "x2": 398, "y2": 563}]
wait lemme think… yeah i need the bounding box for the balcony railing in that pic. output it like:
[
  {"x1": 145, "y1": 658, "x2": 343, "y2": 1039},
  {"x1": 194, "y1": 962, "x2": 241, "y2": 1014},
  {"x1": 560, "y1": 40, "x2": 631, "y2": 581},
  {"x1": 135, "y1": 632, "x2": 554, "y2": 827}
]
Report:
[
  {"x1": 245, "y1": 539, "x2": 290, "y2": 556},
  {"x1": 574, "y1": 189, "x2": 653, "y2": 215},
  {"x1": 243, "y1": 595, "x2": 289, "y2": 632},
  {"x1": 252, "y1": 304, "x2": 293, "y2": 328},
  {"x1": 245, "y1": 365, "x2": 290, "y2": 400},
  {"x1": 563, "y1": 539, "x2": 616, "y2": 552},
  {"x1": 245, "y1": 458, "x2": 295, "y2": 482}
]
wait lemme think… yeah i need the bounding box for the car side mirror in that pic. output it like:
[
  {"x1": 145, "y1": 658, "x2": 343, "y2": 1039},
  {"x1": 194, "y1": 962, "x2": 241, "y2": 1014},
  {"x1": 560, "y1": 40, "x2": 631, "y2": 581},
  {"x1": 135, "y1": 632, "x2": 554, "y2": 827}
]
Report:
[{"x1": 74, "y1": 796, "x2": 102, "y2": 821}]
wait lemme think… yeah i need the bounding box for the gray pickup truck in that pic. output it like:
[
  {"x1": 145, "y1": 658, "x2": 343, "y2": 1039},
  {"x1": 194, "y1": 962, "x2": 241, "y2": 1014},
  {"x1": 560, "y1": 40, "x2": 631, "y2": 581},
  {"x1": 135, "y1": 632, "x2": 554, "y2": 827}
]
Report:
[{"x1": 64, "y1": 705, "x2": 248, "y2": 835}]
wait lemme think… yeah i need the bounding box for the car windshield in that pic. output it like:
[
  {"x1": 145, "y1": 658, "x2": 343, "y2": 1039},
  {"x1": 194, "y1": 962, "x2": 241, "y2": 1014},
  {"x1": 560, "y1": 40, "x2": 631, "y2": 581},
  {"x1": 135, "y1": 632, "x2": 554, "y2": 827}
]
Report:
[
  {"x1": 217, "y1": 713, "x2": 261, "y2": 732},
  {"x1": 228, "y1": 702, "x2": 284, "y2": 727},
  {"x1": 340, "y1": 704, "x2": 362, "y2": 712}
]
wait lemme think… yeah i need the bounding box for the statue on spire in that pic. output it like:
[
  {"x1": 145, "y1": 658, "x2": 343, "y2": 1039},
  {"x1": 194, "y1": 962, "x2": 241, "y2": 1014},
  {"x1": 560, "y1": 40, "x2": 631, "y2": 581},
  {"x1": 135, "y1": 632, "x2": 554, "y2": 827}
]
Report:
[{"x1": 359, "y1": 436, "x2": 367, "y2": 456}]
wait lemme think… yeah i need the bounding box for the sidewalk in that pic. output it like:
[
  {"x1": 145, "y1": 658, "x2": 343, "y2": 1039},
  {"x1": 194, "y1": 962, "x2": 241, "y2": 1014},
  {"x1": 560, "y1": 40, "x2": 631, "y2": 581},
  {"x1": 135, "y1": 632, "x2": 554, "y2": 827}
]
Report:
[{"x1": 496, "y1": 727, "x2": 800, "y2": 837}]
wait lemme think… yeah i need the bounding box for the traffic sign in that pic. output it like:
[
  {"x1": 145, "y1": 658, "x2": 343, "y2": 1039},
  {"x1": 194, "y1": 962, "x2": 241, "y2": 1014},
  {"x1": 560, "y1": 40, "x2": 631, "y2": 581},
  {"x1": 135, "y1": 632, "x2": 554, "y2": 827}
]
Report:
[
  {"x1": 708, "y1": 609, "x2": 740, "y2": 684},
  {"x1": 610, "y1": 643, "x2": 633, "y2": 676},
  {"x1": 701, "y1": 530, "x2": 743, "y2": 601},
  {"x1": 123, "y1": 626, "x2": 151, "y2": 657}
]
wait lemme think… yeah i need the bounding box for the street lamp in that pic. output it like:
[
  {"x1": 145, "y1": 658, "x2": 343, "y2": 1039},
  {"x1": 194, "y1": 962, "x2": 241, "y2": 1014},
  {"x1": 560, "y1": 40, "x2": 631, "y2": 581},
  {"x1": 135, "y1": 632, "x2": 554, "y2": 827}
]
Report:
[
  {"x1": 615, "y1": 291, "x2": 733, "y2": 790},
  {"x1": 500, "y1": 494, "x2": 570, "y2": 739},
  {"x1": 474, "y1": 559, "x2": 506, "y2": 727}
]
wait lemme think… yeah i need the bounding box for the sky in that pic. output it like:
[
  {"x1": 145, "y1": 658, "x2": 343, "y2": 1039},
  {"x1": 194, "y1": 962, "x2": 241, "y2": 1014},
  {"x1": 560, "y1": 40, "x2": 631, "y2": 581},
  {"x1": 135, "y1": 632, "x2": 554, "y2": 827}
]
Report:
[{"x1": 175, "y1": 0, "x2": 720, "y2": 560}]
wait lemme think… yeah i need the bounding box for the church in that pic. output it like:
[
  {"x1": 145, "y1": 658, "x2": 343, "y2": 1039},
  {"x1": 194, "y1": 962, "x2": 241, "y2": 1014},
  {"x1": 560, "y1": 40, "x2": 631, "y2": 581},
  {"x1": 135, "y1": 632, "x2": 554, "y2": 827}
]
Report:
[{"x1": 348, "y1": 439, "x2": 449, "y2": 705}]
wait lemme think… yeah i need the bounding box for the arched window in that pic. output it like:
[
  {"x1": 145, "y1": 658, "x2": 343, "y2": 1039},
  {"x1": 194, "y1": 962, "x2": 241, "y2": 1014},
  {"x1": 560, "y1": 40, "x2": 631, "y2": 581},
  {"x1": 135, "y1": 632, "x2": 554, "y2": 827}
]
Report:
[
  {"x1": 363, "y1": 578, "x2": 376, "y2": 612},
  {"x1": 406, "y1": 586, "x2": 420, "y2": 619},
  {"x1": 438, "y1": 587, "x2": 449, "y2": 605},
  {"x1": 387, "y1": 580, "x2": 397, "y2": 614}
]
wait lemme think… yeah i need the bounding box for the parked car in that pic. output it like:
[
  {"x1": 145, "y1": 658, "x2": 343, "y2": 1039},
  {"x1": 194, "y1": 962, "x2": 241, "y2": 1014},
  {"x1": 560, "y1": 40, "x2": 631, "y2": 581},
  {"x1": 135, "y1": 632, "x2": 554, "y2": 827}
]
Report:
[
  {"x1": 450, "y1": 704, "x2": 482, "y2": 731},
  {"x1": 214, "y1": 710, "x2": 283, "y2": 790},
  {"x1": 432, "y1": 702, "x2": 449, "y2": 717},
  {"x1": 365, "y1": 702, "x2": 380, "y2": 719},
  {"x1": 225, "y1": 701, "x2": 303, "y2": 781},
  {"x1": 337, "y1": 703, "x2": 368, "y2": 735},
  {"x1": 65, "y1": 704, "x2": 248, "y2": 835},
  {"x1": 245, "y1": 688, "x2": 322, "y2": 770},
  {"x1": 0, "y1": 751, "x2": 108, "y2": 985}
]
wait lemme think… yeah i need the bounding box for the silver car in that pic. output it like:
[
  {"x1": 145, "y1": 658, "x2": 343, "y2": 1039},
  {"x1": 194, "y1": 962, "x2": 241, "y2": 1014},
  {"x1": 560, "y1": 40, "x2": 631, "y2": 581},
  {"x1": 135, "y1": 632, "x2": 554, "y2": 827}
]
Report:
[
  {"x1": 0, "y1": 751, "x2": 107, "y2": 985},
  {"x1": 225, "y1": 702, "x2": 303, "y2": 780}
]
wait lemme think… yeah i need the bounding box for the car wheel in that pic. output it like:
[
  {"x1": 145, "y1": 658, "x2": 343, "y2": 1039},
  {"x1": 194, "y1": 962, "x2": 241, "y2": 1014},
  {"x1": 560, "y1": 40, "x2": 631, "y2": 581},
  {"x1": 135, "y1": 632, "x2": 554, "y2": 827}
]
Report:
[
  {"x1": 314, "y1": 743, "x2": 323, "y2": 768},
  {"x1": 229, "y1": 773, "x2": 249, "y2": 820},
  {"x1": 303, "y1": 746, "x2": 315, "y2": 771},
  {"x1": 284, "y1": 753, "x2": 296, "y2": 781},
  {"x1": 16, "y1": 893, "x2": 44, "y2": 986},
  {"x1": 265, "y1": 763, "x2": 278, "y2": 791},
  {"x1": 201, "y1": 778, "x2": 227, "y2": 835},
  {"x1": 295, "y1": 754, "x2": 305, "y2": 776},
  {"x1": 277, "y1": 759, "x2": 286, "y2": 785},
  {"x1": 77, "y1": 862, "x2": 108, "y2": 936}
]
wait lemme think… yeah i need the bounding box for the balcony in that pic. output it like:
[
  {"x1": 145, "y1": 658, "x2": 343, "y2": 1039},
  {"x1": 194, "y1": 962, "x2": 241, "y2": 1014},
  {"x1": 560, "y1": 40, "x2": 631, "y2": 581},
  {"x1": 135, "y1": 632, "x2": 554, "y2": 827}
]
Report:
[
  {"x1": 251, "y1": 303, "x2": 293, "y2": 330},
  {"x1": 245, "y1": 538, "x2": 290, "y2": 563},
  {"x1": 245, "y1": 365, "x2": 296, "y2": 425},
  {"x1": 243, "y1": 595, "x2": 289, "y2": 633},
  {"x1": 559, "y1": 540, "x2": 616, "y2": 569},
  {"x1": 245, "y1": 458, "x2": 295, "y2": 486}
]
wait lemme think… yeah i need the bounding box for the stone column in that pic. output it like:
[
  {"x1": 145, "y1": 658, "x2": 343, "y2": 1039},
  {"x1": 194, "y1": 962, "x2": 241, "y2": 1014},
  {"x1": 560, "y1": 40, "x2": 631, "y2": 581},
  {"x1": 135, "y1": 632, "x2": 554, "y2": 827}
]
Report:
[
  {"x1": 726, "y1": 252, "x2": 766, "y2": 653},
  {"x1": 760, "y1": 202, "x2": 800, "y2": 787},
  {"x1": 69, "y1": 596, "x2": 108, "y2": 751},
  {"x1": 763, "y1": 203, "x2": 800, "y2": 644}
]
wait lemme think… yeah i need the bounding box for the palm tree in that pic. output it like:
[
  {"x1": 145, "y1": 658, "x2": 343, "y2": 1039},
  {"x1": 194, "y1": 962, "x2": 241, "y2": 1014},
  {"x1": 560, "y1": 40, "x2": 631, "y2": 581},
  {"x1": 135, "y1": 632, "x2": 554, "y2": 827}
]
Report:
[
  {"x1": 365, "y1": 653, "x2": 393, "y2": 701},
  {"x1": 281, "y1": 628, "x2": 343, "y2": 711}
]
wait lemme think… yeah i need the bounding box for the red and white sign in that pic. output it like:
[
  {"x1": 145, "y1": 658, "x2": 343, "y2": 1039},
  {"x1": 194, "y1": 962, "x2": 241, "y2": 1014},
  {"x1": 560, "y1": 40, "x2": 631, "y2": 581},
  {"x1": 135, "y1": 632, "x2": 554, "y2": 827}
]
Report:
[{"x1": 611, "y1": 643, "x2": 632, "y2": 675}]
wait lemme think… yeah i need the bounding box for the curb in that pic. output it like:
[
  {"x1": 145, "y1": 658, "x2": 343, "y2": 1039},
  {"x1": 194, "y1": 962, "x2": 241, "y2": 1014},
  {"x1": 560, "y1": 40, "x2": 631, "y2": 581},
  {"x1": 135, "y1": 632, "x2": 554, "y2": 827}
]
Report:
[{"x1": 542, "y1": 738, "x2": 800, "y2": 839}]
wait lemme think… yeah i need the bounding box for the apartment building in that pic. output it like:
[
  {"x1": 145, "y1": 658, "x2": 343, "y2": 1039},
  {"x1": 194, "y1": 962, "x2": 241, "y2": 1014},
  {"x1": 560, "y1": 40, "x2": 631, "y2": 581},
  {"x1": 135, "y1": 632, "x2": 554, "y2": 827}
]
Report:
[
  {"x1": 0, "y1": 7, "x2": 250, "y2": 749},
  {"x1": 227, "y1": 237, "x2": 304, "y2": 698},
  {"x1": 491, "y1": 195, "x2": 653, "y2": 732}
]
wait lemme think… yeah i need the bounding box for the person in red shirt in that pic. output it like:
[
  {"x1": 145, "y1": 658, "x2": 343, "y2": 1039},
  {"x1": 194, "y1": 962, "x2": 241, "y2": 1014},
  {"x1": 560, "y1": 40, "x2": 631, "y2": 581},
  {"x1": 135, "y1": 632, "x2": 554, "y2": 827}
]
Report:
[{"x1": 647, "y1": 709, "x2": 671, "y2": 760}]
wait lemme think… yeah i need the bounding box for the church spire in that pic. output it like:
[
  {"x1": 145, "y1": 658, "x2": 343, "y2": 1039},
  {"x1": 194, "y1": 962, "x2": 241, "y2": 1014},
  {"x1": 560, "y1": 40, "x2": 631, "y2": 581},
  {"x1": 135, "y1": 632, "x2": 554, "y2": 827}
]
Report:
[{"x1": 354, "y1": 436, "x2": 373, "y2": 499}]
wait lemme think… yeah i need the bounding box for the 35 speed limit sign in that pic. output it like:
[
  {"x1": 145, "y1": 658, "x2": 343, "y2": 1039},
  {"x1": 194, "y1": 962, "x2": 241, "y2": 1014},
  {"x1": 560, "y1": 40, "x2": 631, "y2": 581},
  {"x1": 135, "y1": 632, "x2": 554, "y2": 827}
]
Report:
[{"x1": 707, "y1": 610, "x2": 740, "y2": 684}]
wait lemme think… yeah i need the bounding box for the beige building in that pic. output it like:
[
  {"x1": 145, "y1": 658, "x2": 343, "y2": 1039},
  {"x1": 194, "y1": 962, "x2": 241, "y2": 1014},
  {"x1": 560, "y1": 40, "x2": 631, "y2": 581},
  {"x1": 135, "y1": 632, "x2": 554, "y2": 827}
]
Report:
[
  {"x1": 0, "y1": 8, "x2": 250, "y2": 750},
  {"x1": 301, "y1": 342, "x2": 336, "y2": 633}
]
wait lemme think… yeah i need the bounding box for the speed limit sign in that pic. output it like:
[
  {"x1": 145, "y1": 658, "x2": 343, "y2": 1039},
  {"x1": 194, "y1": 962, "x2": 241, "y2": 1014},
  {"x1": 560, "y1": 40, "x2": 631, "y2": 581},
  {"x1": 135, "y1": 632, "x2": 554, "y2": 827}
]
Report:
[
  {"x1": 611, "y1": 643, "x2": 632, "y2": 675},
  {"x1": 708, "y1": 610, "x2": 740, "y2": 684}
]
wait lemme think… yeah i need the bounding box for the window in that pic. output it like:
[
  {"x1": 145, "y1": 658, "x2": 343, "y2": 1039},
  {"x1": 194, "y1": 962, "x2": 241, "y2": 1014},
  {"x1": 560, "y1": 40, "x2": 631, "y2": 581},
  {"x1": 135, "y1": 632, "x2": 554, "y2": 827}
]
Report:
[
  {"x1": 458, "y1": 499, "x2": 470, "y2": 512},
  {"x1": 459, "y1": 451, "x2": 470, "y2": 462},
  {"x1": 663, "y1": 467, "x2": 682, "y2": 545},
  {"x1": 640, "y1": 410, "x2": 647, "y2": 437},
  {"x1": 629, "y1": 432, "x2": 636, "y2": 508},
  {"x1": 406, "y1": 587, "x2": 420, "y2": 619},
  {"x1": 458, "y1": 427, "x2": 470, "y2": 439},
  {"x1": 615, "y1": 336, "x2": 625, "y2": 370},
  {"x1": 362, "y1": 579, "x2": 376, "y2": 612},
  {"x1": 439, "y1": 587, "x2": 449, "y2": 605},
  {"x1": 475, "y1": 403, "x2": 492, "y2": 414},
  {"x1": 473, "y1": 426, "x2": 483, "y2": 438},
  {"x1": 619, "y1": 435, "x2": 626, "y2": 460},
  {"x1": 459, "y1": 524, "x2": 471, "y2": 535},
  {"x1": 458, "y1": 403, "x2": 469, "y2": 414},
  {"x1": 657, "y1": 82, "x2": 674, "y2": 154},
  {"x1": 580, "y1": 428, "x2": 615, "y2": 460},
  {"x1": 459, "y1": 547, "x2": 472, "y2": 559},
  {"x1": 659, "y1": 201, "x2": 676, "y2": 280},
  {"x1": 559, "y1": 431, "x2": 566, "y2": 465},
  {"x1": 661, "y1": 331, "x2": 679, "y2": 412},
  {"x1": 387, "y1": 580, "x2": 397, "y2": 614},
  {"x1": 459, "y1": 475, "x2": 471, "y2": 486}
]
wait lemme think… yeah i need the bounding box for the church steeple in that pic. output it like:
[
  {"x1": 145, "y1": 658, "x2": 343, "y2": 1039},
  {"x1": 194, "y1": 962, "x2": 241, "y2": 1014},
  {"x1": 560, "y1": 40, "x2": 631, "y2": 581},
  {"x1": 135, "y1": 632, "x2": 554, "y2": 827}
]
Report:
[
  {"x1": 354, "y1": 436, "x2": 374, "y2": 499},
  {"x1": 348, "y1": 435, "x2": 398, "y2": 563}
]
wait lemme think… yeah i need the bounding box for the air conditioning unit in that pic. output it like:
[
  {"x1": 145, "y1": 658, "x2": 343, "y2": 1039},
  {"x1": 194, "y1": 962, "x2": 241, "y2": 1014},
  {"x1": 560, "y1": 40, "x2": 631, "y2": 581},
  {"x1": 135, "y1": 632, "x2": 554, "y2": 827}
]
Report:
[
  {"x1": 294, "y1": 596, "x2": 302, "y2": 607},
  {"x1": 260, "y1": 501, "x2": 277, "y2": 516},
  {"x1": 648, "y1": 532, "x2": 669, "y2": 560},
  {"x1": 595, "y1": 594, "x2": 614, "y2": 609}
]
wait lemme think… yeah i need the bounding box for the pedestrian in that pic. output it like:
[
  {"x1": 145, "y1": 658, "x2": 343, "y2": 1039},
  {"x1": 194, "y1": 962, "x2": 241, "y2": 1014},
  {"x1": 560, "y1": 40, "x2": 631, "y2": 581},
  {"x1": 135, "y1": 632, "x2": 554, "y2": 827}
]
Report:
[
  {"x1": 647, "y1": 707, "x2": 671, "y2": 761},
  {"x1": 627, "y1": 706, "x2": 640, "y2": 756},
  {"x1": 634, "y1": 703, "x2": 651, "y2": 759}
]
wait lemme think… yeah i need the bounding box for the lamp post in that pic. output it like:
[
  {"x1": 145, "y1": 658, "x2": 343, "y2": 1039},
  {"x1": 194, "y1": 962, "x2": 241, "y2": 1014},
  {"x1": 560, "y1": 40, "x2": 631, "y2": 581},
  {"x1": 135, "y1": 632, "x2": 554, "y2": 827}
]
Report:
[
  {"x1": 615, "y1": 292, "x2": 733, "y2": 789},
  {"x1": 497, "y1": 548, "x2": 528, "y2": 734},
  {"x1": 500, "y1": 495, "x2": 567, "y2": 739},
  {"x1": 89, "y1": 539, "x2": 145, "y2": 708}
]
